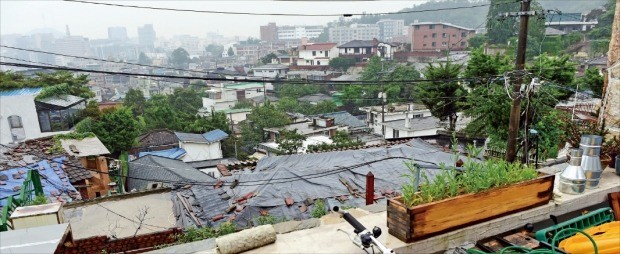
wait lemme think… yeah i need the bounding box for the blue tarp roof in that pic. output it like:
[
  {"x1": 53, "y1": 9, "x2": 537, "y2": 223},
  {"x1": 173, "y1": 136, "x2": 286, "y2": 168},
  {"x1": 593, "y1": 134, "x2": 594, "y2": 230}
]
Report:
[
  {"x1": 0, "y1": 88, "x2": 42, "y2": 97},
  {"x1": 0, "y1": 157, "x2": 79, "y2": 207},
  {"x1": 203, "y1": 129, "x2": 228, "y2": 143},
  {"x1": 138, "y1": 148, "x2": 186, "y2": 160}
]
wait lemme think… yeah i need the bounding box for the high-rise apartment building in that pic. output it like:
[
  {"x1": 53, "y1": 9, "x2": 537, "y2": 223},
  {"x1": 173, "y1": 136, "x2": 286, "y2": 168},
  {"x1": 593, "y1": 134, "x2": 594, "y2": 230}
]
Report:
[
  {"x1": 276, "y1": 25, "x2": 323, "y2": 40},
  {"x1": 108, "y1": 26, "x2": 128, "y2": 41},
  {"x1": 260, "y1": 23, "x2": 278, "y2": 42},
  {"x1": 328, "y1": 24, "x2": 379, "y2": 45},
  {"x1": 54, "y1": 36, "x2": 91, "y2": 65},
  {"x1": 138, "y1": 24, "x2": 156, "y2": 49},
  {"x1": 376, "y1": 19, "x2": 405, "y2": 41}
]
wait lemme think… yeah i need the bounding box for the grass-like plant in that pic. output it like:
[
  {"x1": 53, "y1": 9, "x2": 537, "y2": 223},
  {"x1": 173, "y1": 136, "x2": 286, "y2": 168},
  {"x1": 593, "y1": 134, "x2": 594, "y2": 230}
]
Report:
[
  {"x1": 311, "y1": 199, "x2": 327, "y2": 218},
  {"x1": 401, "y1": 151, "x2": 538, "y2": 207}
]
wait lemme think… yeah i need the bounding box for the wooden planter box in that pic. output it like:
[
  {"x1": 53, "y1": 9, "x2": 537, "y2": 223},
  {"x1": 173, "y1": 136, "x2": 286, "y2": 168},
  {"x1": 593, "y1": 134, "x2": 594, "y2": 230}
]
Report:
[{"x1": 387, "y1": 173, "x2": 555, "y2": 242}]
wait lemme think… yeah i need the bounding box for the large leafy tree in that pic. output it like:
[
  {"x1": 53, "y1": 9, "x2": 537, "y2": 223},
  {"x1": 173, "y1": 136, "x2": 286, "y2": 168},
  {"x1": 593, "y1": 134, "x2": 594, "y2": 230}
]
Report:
[
  {"x1": 186, "y1": 111, "x2": 230, "y2": 134},
  {"x1": 239, "y1": 102, "x2": 290, "y2": 151},
  {"x1": 276, "y1": 84, "x2": 320, "y2": 99},
  {"x1": 170, "y1": 47, "x2": 190, "y2": 69},
  {"x1": 416, "y1": 62, "x2": 466, "y2": 133},
  {"x1": 205, "y1": 44, "x2": 224, "y2": 58},
  {"x1": 75, "y1": 107, "x2": 141, "y2": 153},
  {"x1": 261, "y1": 53, "x2": 278, "y2": 65},
  {"x1": 143, "y1": 94, "x2": 180, "y2": 130},
  {"x1": 329, "y1": 57, "x2": 356, "y2": 72},
  {"x1": 576, "y1": 68, "x2": 604, "y2": 98},
  {"x1": 276, "y1": 129, "x2": 306, "y2": 155},
  {"x1": 168, "y1": 88, "x2": 202, "y2": 121},
  {"x1": 0, "y1": 71, "x2": 94, "y2": 99},
  {"x1": 138, "y1": 52, "x2": 152, "y2": 65},
  {"x1": 486, "y1": 0, "x2": 545, "y2": 49},
  {"x1": 124, "y1": 88, "x2": 146, "y2": 116}
]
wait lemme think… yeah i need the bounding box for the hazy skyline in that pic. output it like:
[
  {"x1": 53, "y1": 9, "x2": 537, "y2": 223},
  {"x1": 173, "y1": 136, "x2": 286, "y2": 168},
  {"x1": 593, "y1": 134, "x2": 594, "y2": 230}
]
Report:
[{"x1": 1, "y1": 1, "x2": 429, "y2": 39}]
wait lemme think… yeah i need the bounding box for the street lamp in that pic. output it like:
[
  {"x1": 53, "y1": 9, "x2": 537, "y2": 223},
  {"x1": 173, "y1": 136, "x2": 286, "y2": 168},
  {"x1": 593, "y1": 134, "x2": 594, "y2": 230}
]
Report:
[{"x1": 530, "y1": 129, "x2": 539, "y2": 168}]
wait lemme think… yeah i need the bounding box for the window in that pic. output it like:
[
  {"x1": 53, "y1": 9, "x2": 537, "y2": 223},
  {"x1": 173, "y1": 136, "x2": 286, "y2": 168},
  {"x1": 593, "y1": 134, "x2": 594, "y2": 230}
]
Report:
[
  {"x1": 461, "y1": 32, "x2": 467, "y2": 37},
  {"x1": 412, "y1": 114, "x2": 423, "y2": 119},
  {"x1": 312, "y1": 51, "x2": 316, "y2": 56},
  {"x1": 443, "y1": 25, "x2": 448, "y2": 29},
  {"x1": 432, "y1": 42, "x2": 436, "y2": 47},
  {"x1": 429, "y1": 24, "x2": 435, "y2": 29},
  {"x1": 452, "y1": 34, "x2": 456, "y2": 37},
  {"x1": 432, "y1": 33, "x2": 437, "y2": 38},
  {"x1": 8, "y1": 115, "x2": 22, "y2": 128},
  {"x1": 423, "y1": 35, "x2": 427, "y2": 38},
  {"x1": 442, "y1": 33, "x2": 448, "y2": 38},
  {"x1": 392, "y1": 129, "x2": 399, "y2": 138},
  {"x1": 461, "y1": 41, "x2": 466, "y2": 47},
  {"x1": 442, "y1": 42, "x2": 447, "y2": 46}
]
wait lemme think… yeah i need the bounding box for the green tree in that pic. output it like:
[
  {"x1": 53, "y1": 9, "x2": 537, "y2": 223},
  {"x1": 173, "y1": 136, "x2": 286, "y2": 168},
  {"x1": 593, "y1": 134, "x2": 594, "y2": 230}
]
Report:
[
  {"x1": 232, "y1": 100, "x2": 254, "y2": 109},
  {"x1": 329, "y1": 57, "x2": 356, "y2": 72},
  {"x1": 588, "y1": 0, "x2": 615, "y2": 40},
  {"x1": 124, "y1": 88, "x2": 146, "y2": 116},
  {"x1": 170, "y1": 47, "x2": 190, "y2": 69},
  {"x1": 276, "y1": 129, "x2": 306, "y2": 155},
  {"x1": 577, "y1": 67, "x2": 604, "y2": 98},
  {"x1": 464, "y1": 48, "x2": 512, "y2": 87},
  {"x1": 276, "y1": 97, "x2": 300, "y2": 113},
  {"x1": 417, "y1": 62, "x2": 466, "y2": 133},
  {"x1": 486, "y1": 0, "x2": 544, "y2": 48},
  {"x1": 77, "y1": 101, "x2": 101, "y2": 120},
  {"x1": 20, "y1": 71, "x2": 94, "y2": 99},
  {"x1": 468, "y1": 35, "x2": 487, "y2": 49},
  {"x1": 168, "y1": 88, "x2": 202, "y2": 121},
  {"x1": 76, "y1": 107, "x2": 141, "y2": 153},
  {"x1": 143, "y1": 94, "x2": 180, "y2": 130},
  {"x1": 312, "y1": 100, "x2": 338, "y2": 114},
  {"x1": 261, "y1": 53, "x2": 278, "y2": 65},
  {"x1": 227, "y1": 47, "x2": 235, "y2": 57},
  {"x1": 529, "y1": 54, "x2": 577, "y2": 100},
  {"x1": 205, "y1": 44, "x2": 224, "y2": 58},
  {"x1": 239, "y1": 102, "x2": 290, "y2": 151},
  {"x1": 277, "y1": 84, "x2": 320, "y2": 99},
  {"x1": 186, "y1": 111, "x2": 230, "y2": 134},
  {"x1": 138, "y1": 52, "x2": 152, "y2": 65}
]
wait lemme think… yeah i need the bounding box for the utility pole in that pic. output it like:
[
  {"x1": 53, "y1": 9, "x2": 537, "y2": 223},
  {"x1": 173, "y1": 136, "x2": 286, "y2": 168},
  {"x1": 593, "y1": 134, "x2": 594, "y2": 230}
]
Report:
[
  {"x1": 505, "y1": 0, "x2": 532, "y2": 163},
  {"x1": 262, "y1": 76, "x2": 266, "y2": 103}
]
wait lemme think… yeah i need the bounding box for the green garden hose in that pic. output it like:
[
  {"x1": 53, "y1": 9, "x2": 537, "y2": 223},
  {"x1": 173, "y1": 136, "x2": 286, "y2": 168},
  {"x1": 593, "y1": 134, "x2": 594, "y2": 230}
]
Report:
[{"x1": 478, "y1": 228, "x2": 598, "y2": 254}]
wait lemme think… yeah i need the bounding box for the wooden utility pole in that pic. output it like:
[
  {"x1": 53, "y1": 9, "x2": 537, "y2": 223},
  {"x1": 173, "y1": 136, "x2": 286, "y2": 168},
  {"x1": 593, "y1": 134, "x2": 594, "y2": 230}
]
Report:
[{"x1": 505, "y1": 0, "x2": 531, "y2": 163}]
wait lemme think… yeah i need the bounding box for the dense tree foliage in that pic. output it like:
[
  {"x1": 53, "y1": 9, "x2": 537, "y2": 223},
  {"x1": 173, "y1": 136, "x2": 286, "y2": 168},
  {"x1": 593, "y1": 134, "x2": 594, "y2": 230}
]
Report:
[
  {"x1": 486, "y1": 0, "x2": 545, "y2": 56},
  {"x1": 1, "y1": 71, "x2": 94, "y2": 99},
  {"x1": 329, "y1": 57, "x2": 356, "y2": 72},
  {"x1": 239, "y1": 102, "x2": 290, "y2": 152},
  {"x1": 170, "y1": 47, "x2": 190, "y2": 69},
  {"x1": 576, "y1": 68, "x2": 604, "y2": 98},
  {"x1": 417, "y1": 62, "x2": 467, "y2": 132},
  {"x1": 261, "y1": 53, "x2": 278, "y2": 65},
  {"x1": 276, "y1": 84, "x2": 321, "y2": 99},
  {"x1": 276, "y1": 129, "x2": 306, "y2": 154},
  {"x1": 75, "y1": 107, "x2": 142, "y2": 153},
  {"x1": 124, "y1": 88, "x2": 146, "y2": 116},
  {"x1": 138, "y1": 52, "x2": 152, "y2": 65},
  {"x1": 205, "y1": 44, "x2": 224, "y2": 58}
]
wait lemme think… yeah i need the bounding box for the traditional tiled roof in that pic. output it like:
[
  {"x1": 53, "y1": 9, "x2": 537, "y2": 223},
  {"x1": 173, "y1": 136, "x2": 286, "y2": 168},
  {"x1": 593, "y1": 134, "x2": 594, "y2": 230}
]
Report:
[
  {"x1": 337, "y1": 40, "x2": 377, "y2": 48},
  {"x1": 302, "y1": 43, "x2": 337, "y2": 51},
  {"x1": 175, "y1": 130, "x2": 229, "y2": 144},
  {"x1": 135, "y1": 129, "x2": 179, "y2": 149},
  {"x1": 126, "y1": 155, "x2": 214, "y2": 191}
]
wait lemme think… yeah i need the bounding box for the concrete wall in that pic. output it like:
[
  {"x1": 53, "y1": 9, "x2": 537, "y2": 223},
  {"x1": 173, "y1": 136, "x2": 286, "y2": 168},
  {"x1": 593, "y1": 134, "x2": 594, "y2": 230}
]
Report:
[
  {"x1": 0, "y1": 94, "x2": 41, "y2": 144},
  {"x1": 366, "y1": 109, "x2": 432, "y2": 135},
  {"x1": 58, "y1": 228, "x2": 181, "y2": 254},
  {"x1": 180, "y1": 142, "x2": 223, "y2": 162},
  {"x1": 383, "y1": 126, "x2": 437, "y2": 139}
]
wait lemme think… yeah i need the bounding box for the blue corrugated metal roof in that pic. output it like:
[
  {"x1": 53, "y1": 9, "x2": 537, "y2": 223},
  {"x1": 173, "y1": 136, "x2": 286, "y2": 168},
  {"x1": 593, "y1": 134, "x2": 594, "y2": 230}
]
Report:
[
  {"x1": 138, "y1": 148, "x2": 186, "y2": 160},
  {"x1": 0, "y1": 157, "x2": 79, "y2": 207},
  {"x1": 0, "y1": 88, "x2": 42, "y2": 97},
  {"x1": 203, "y1": 129, "x2": 228, "y2": 143}
]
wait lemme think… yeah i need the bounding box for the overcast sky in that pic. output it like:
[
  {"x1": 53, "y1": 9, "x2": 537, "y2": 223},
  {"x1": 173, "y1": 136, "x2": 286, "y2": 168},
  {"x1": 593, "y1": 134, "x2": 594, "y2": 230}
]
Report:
[{"x1": 1, "y1": 1, "x2": 429, "y2": 39}]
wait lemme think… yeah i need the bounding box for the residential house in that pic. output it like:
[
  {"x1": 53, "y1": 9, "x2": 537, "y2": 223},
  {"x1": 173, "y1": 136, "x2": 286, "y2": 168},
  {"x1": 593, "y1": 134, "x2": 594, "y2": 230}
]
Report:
[
  {"x1": 171, "y1": 139, "x2": 467, "y2": 228},
  {"x1": 264, "y1": 116, "x2": 344, "y2": 142},
  {"x1": 0, "y1": 88, "x2": 86, "y2": 144},
  {"x1": 202, "y1": 82, "x2": 269, "y2": 111},
  {"x1": 337, "y1": 39, "x2": 396, "y2": 63},
  {"x1": 130, "y1": 129, "x2": 179, "y2": 156},
  {"x1": 360, "y1": 103, "x2": 431, "y2": 136},
  {"x1": 296, "y1": 43, "x2": 338, "y2": 67},
  {"x1": 251, "y1": 64, "x2": 289, "y2": 78},
  {"x1": 126, "y1": 155, "x2": 214, "y2": 191},
  {"x1": 381, "y1": 114, "x2": 469, "y2": 139},
  {"x1": 286, "y1": 70, "x2": 338, "y2": 81},
  {"x1": 174, "y1": 130, "x2": 229, "y2": 162},
  {"x1": 298, "y1": 93, "x2": 333, "y2": 105},
  {"x1": 0, "y1": 136, "x2": 112, "y2": 201},
  {"x1": 308, "y1": 111, "x2": 368, "y2": 133},
  {"x1": 409, "y1": 22, "x2": 475, "y2": 51}
]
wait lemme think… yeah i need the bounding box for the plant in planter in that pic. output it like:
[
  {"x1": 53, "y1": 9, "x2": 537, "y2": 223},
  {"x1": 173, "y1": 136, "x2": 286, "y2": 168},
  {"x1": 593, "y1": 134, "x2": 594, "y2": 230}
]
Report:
[
  {"x1": 387, "y1": 154, "x2": 554, "y2": 242},
  {"x1": 602, "y1": 136, "x2": 620, "y2": 169}
]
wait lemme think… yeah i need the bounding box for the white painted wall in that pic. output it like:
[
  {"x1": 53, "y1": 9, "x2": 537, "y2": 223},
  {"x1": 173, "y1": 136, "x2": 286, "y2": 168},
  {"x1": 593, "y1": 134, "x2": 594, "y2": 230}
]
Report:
[
  {"x1": 0, "y1": 94, "x2": 42, "y2": 144},
  {"x1": 253, "y1": 69, "x2": 288, "y2": 78},
  {"x1": 366, "y1": 109, "x2": 432, "y2": 135},
  {"x1": 383, "y1": 126, "x2": 437, "y2": 139},
  {"x1": 179, "y1": 142, "x2": 223, "y2": 162}
]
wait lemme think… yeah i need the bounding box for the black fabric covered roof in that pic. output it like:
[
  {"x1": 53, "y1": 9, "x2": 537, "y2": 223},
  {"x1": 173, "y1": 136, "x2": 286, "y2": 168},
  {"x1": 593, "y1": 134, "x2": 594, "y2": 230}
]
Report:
[{"x1": 127, "y1": 155, "x2": 214, "y2": 191}]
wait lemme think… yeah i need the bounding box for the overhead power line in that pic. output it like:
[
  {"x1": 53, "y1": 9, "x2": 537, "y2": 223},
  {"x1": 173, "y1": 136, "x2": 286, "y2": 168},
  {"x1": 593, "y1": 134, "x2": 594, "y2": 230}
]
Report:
[
  {"x1": 0, "y1": 45, "x2": 209, "y2": 75},
  {"x1": 62, "y1": 0, "x2": 510, "y2": 17}
]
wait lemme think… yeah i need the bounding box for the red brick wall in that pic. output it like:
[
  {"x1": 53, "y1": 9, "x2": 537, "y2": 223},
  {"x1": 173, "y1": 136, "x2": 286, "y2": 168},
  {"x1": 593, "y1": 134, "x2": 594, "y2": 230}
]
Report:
[
  {"x1": 410, "y1": 23, "x2": 475, "y2": 51},
  {"x1": 58, "y1": 228, "x2": 181, "y2": 254}
]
